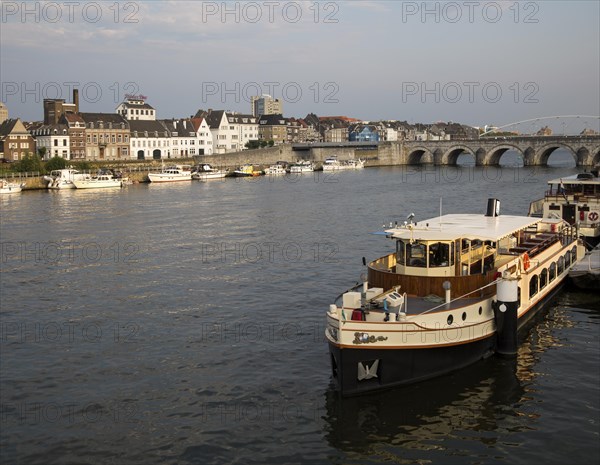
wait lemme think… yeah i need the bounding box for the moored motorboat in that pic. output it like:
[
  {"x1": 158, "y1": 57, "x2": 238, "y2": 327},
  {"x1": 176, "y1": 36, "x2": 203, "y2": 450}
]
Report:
[
  {"x1": 233, "y1": 164, "x2": 255, "y2": 177},
  {"x1": 43, "y1": 169, "x2": 89, "y2": 189},
  {"x1": 148, "y1": 164, "x2": 192, "y2": 182},
  {"x1": 288, "y1": 160, "x2": 314, "y2": 173},
  {"x1": 0, "y1": 180, "x2": 25, "y2": 194},
  {"x1": 264, "y1": 163, "x2": 287, "y2": 175},
  {"x1": 322, "y1": 156, "x2": 365, "y2": 171},
  {"x1": 191, "y1": 164, "x2": 227, "y2": 180},
  {"x1": 326, "y1": 199, "x2": 585, "y2": 396},
  {"x1": 529, "y1": 169, "x2": 600, "y2": 249},
  {"x1": 72, "y1": 173, "x2": 122, "y2": 189}
]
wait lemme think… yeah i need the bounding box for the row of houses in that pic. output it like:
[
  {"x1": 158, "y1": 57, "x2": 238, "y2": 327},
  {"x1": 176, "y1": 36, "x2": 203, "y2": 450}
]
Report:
[{"x1": 0, "y1": 90, "x2": 479, "y2": 162}]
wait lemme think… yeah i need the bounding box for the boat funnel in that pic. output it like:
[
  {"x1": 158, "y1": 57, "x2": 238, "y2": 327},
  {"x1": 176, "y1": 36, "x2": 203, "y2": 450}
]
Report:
[{"x1": 486, "y1": 198, "x2": 501, "y2": 217}]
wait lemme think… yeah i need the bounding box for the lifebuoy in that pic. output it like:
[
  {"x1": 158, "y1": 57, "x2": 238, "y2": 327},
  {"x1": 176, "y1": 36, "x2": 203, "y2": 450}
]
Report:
[
  {"x1": 589, "y1": 212, "x2": 599, "y2": 222},
  {"x1": 522, "y1": 253, "x2": 531, "y2": 271}
]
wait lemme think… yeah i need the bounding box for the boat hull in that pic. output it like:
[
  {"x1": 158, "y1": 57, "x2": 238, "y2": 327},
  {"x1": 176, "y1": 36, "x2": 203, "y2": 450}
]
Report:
[
  {"x1": 329, "y1": 279, "x2": 566, "y2": 396},
  {"x1": 147, "y1": 174, "x2": 191, "y2": 182}
]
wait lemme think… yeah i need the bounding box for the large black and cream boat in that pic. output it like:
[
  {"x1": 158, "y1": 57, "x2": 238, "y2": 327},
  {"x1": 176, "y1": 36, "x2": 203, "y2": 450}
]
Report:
[
  {"x1": 529, "y1": 169, "x2": 600, "y2": 249},
  {"x1": 326, "y1": 199, "x2": 585, "y2": 396}
]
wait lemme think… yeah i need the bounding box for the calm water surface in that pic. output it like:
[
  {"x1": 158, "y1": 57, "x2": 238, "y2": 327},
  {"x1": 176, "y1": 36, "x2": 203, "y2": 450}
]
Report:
[{"x1": 1, "y1": 152, "x2": 599, "y2": 464}]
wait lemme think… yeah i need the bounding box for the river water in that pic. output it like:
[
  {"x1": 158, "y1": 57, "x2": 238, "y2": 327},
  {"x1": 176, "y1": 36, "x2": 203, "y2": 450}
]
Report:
[{"x1": 1, "y1": 152, "x2": 599, "y2": 464}]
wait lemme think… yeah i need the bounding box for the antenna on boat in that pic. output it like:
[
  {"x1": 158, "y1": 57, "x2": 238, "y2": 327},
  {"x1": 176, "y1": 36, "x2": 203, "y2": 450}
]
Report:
[{"x1": 439, "y1": 197, "x2": 443, "y2": 230}]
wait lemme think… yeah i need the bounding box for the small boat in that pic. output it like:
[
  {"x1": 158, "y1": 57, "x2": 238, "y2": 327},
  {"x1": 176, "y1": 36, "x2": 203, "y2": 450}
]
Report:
[
  {"x1": 72, "y1": 173, "x2": 122, "y2": 189},
  {"x1": 43, "y1": 169, "x2": 89, "y2": 189},
  {"x1": 264, "y1": 163, "x2": 287, "y2": 175},
  {"x1": 191, "y1": 164, "x2": 227, "y2": 180},
  {"x1": 326, "y1": 198, "x2": 585, "y2": 396},
  {"x1": 233, "y1": 164, "x2": 255, "y2": 177},
  {"x1": 568, "y1": 245, "x2": 600, "y2": 291},
  {"x1": 323, "y1": 156, "x2": 365, "y2": 171},
  {"x1": 289, "y1": 161, "x2": 315, "y2": 173},
  {"x1": 529, "y1": 169, "x2": 600, "y2": 249},
  {"x1": 148, "y1": 164, "x2": 192, "y2": 183},
  {"x1": 0, "y1": 180, "x2": 25, "y2": 194}
]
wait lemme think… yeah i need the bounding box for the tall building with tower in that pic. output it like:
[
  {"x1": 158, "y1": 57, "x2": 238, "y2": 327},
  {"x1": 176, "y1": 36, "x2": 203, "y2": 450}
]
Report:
[{"x1": 43, "y1": 89, "x2": 79, "y2": 125}]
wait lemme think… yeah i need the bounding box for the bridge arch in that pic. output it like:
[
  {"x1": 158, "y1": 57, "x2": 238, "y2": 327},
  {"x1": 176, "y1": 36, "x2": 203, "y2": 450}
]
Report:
[
  {"x1": 536, "y1": 143, "x2": 578, "y2": 166},
  {"x1": 407, "y1": 147, "x2": 434, "y2": 164},
  {"x1": 483, "y1": 144, "x2": 526, "y2": 166},
  {"x1": 441, "y1": 145, "x2": 476, "y2": 165}
]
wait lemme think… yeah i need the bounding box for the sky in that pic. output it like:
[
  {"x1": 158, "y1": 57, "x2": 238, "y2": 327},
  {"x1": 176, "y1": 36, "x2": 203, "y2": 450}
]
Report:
[{"x1": 1, "y1": 0, "x2": 599, "y2": 130}]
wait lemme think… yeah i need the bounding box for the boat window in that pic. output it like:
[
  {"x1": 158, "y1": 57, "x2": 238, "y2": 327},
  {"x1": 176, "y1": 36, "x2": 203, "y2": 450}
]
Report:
[
  {"x1": 406, "y1": 242, "x2": 427, "y2": 267},
  {"x1": 396, "y1": 241, "x2": 405, "y2": 266},
  {"x1": 529, "y1": 275, "x2": 538, "y2": 298},
  {"x1": 571, "y1": 247, "x2": 577, "y2": 263},
  {"x1": 429, "y1": 242, "x2": 451, "y2": 267},
  {"x1": 549, "y1": 262, "x2": 556, "y2": 281},
  {"x1": 540, "y1": 269, "x2": 548, "y2": 289},
  {"x1": 557, "y1": 257, "x2": 565, "y2": 275},
  {"x1": 447, "y1": 315, "x2": 453, "y2": 325},
  {"x1": 565, "y1": 252, "x2": 571, "y2": 267}
]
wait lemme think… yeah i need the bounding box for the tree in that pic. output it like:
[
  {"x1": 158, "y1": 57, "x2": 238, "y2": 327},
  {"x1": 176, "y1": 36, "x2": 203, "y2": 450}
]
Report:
[
  {"x1": 45, "y1": 156, "x2": 68, "y2": 171},
  {"x1": 14, "y1": 152, "x2": 44, "y2": 173},
  {"x1": 267, "y1": 140, "x2": 274, "y2": 147},
  {"x1": 245, "y1": 140, "x2": 260, "y2": 150},
  {"x1": 37, "y1": 147, "x2": 47, "y2": 159}
]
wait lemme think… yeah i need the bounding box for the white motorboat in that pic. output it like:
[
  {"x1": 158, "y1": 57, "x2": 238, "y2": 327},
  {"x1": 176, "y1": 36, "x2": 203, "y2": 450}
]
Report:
[
  {"x1": 0, "y1": 180, "x2": 25, "y2": 194},
  {"x1": 72, "y1": 173, "x2": 123, "y2": 189},
  {"x1": 264, "y1": 163, "x2": 287, "y2": 175},
  {"x1": 43, "y1": 169, "x2": 89, "y2": 189},
  {"x1": 148, "y1": 165, "x2": 192, "y2": 183},
  {"x1": 326, "y1": 198, "x2": 585, "y2": 396},
  {"x1": 322, "y1": 156, "x2": 365, "y2": 171},
  {"x1": 191, "y1": 164, "x2": 227, "y2": 180},
  {"x1": 289, "y1": 161, "x2": 315, "y2": 173}
]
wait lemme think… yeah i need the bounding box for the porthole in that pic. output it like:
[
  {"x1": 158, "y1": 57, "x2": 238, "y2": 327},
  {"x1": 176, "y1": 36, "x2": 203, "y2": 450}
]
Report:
[
  {"x1": 447, "y1": 315, "x2": 454, "y2": 325},
  {"x1": 478, "y1": 306, "x2": 483, "y2": 315},
  {"x1": 462, "y1": 312, "x2": 467, "y2": 321}
]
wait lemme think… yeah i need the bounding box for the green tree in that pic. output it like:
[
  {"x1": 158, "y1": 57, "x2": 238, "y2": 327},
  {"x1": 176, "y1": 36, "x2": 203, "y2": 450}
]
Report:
[
  {"x1": 245, "y1": 140, "x2": 260, "y2": 150},
  {"x1": 14, "y1": 153, "x2": 44, "y2": 173},
  {"x1": 267, "y1": 140, "x2": 274, "y2": 147},
  {"x1": 37, "y1": 147, "x2": 47, "y2": 159},
  {"x1": 45, "y1": 156, "x2": 68, "y2": 171}
]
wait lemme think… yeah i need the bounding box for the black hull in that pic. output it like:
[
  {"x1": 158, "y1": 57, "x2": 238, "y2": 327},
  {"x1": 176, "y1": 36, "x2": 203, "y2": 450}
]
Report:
[{"x1": 329, "y1": 279, "x2": 566, "y2": 396}]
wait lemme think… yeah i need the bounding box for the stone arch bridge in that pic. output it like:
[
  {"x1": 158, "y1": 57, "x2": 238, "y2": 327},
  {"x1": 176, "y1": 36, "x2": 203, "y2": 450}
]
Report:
[{"x1": 398, "y1": 135, "x2": 600, "y2": 166}]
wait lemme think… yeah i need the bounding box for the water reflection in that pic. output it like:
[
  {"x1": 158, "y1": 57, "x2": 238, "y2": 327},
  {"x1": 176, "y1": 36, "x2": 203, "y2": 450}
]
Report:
[{"x1": 323, "y1": 299, "x2": 583, "y2": 463}]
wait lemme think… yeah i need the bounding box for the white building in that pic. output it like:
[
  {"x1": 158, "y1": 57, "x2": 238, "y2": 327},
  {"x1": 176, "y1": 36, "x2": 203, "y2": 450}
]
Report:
[
  {"x1": 30, "y1": 124, "x2": 70, "y2": 160},
  {"x1": 116, "y1": 97, "x2": 156, "y2": 121},
  {"x1": 190, "y1": 117, "x2": 214, "y2": 155},
  {"x1": 129, "y1": 120, "x2": 171, "y2": 160},
  {"x1": 199, "y1": 110, "x2": 258, "y2": 154}
]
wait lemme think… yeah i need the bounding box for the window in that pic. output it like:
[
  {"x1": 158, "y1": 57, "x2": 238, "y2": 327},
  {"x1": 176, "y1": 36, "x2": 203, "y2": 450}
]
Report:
[
  {"x1": 406, "y1": 242, "x2": 426, "y2": 267},
  {"x1": 557, "y1": 257, "x2": 565, "y2": 275},
  {"x1": 396, "y1": 241, "x2": 405, "y2": 266},
  {"x1": 549, "y1": 262, "x2": 556, "y2": 281},
  {"x1": 529, "y1": 275, "x2": 538, "y2": 298},
  {"x1": 565, "y1": 252, "x2": 571, "y2": 268},
  {"x1": 540, "y1": 269, "x2": 548, "y2": 289},
  {"x1": 429, "y1": 242, "x2": 450, "y2": 267}
]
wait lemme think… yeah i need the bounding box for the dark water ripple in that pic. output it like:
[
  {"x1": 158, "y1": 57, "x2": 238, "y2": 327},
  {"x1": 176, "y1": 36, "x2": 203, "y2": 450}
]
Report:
[{"x1": 1, "y1": 154, "x2": 599, "y2": 464}]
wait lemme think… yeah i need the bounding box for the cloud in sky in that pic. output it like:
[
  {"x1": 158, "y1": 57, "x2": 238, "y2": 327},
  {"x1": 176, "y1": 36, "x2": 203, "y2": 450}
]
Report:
[{"x1": 1, "y1": 0, "x2": 598, "y2": 127}]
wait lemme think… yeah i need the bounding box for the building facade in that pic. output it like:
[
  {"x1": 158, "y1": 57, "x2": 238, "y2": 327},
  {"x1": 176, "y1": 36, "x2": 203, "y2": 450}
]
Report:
[
  {"x1": 79, "y1": 113, "x2": 130, "y2": 160},
  {"x1": 0, "y1": 118, "x2": 36, "y2": 161},
  {"x1": 251, "y1": 94, "x2": 282, "y2": 117},
  {"x1": 30, "y1": 124, "x2": 70, "y2": 160}
]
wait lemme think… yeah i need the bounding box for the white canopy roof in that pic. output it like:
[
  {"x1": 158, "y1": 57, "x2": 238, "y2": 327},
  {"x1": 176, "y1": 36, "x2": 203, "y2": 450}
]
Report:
[{"x1": 385, "y1": 214, "x2": 541, "y2": 242}]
